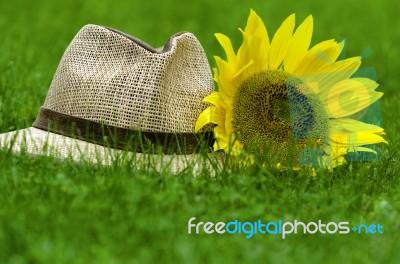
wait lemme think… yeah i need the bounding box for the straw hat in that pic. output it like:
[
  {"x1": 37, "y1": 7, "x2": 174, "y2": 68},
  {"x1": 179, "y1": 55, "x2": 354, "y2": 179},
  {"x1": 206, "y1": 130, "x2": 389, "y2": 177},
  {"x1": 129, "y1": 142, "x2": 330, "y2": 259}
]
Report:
[{"x1": 0, "y1": 24, "x2": 215, "y2": 173}]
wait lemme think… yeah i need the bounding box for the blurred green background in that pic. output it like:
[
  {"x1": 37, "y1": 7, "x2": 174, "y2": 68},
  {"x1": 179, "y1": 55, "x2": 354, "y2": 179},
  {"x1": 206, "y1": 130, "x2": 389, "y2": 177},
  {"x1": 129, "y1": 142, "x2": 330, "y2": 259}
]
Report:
[{"x1": 1, "y1": 0, "x2": 399, "y2": 263}]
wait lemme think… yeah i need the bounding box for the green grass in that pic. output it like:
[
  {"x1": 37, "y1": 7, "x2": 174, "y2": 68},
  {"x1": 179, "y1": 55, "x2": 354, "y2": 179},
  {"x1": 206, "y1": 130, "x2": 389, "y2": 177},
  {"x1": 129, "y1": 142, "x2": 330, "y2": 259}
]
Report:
[{"x1": 1, "y1": 0, "x2": 400, "y2": 263}]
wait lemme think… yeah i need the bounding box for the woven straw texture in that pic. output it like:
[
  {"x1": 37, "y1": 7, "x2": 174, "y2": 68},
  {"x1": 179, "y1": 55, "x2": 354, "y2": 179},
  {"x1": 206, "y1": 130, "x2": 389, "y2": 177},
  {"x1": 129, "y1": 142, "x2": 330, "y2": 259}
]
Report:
[
  {"x1": 0, "y1": 25, "x2": 215, "y2": 173},
  {"x1": 44, "y1": 24, "x2": 214, "y2": 132}
]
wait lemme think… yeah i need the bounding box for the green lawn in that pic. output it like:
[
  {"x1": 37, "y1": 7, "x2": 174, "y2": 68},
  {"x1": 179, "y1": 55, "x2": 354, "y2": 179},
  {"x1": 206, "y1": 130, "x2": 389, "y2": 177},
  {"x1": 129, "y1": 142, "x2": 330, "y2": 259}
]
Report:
[{"x1": 1, "y1": 0, "x2": 399, "y2": 263}]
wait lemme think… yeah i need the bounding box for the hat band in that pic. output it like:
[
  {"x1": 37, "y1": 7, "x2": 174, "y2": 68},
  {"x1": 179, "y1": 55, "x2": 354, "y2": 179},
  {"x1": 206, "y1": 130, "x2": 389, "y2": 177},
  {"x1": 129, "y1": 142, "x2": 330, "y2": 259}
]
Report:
[{"x1": 32, "y1": 107, "x2": 214, "y2": 154}]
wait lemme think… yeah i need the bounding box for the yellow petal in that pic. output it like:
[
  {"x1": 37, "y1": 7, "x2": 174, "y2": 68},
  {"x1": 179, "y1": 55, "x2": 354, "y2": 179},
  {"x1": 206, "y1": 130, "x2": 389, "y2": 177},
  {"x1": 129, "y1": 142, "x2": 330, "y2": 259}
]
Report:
[
  {"x1": 195, "y1": 107, "x2": 213, "y2": 132},
  {"x1": 325, "y1": 78, "x2": 383, "y2": 118},
  {"x1": 284, "y1": 15, "x2": 313, "y2": 73},
  {"x1": 195, "y1": 106, "x2": 224, "y2": 132},
  {"x1": 246, "y1": 10, "x2": 268, "y2": 35},
  {"x1": 313, "y1": 57, "x2": 362, "y2": 101},
  {"x1": 233, "y1": 59, "x2": 254, "y2": 79},
  {"x1": 321, "y1": 146, "x2": 347, "y2": 168},
  {"x1": 214, "y1": 126, "x2": 226, "y2": 139},
  {"x1": 203, "y1": 92, "x2": 222, "y2": 106},
  {"x1": 350, "y1": 78, "x2": 379, "y2": 91},
  {"x1": 215, "y1": 33, "x2": 237, "y2": 65},
  {"x1": 214, "y1": 125, "x2": 242, "y2": 154},
  {"x1": 224, "y1": 105, "x2": 234, "y2": 135},
  {"x1": 236, "y1": 31, "x2": 252, "y2": 69},
  {"x1": 214, "y1": 56, "x2": 237, "y2": 99},
  {"x1": 329, "y1": 56, "x2": 361, "y2": 80},
  {"x1": 237, "y1": 10, "x2": 270, "y2": 73},
  {"x1": 331, "y1": 132, "x2": 387, "y2": 146},
  {"x1": 214, "y1": 137, "x2": 229, "y2": 151},
  {"x1": 212, "y1": 67, "x2": 219, "y2": 82},
  {"x1": 294, "y1": 39, "x2": 344, "y2": 75},
  {"x1": 243, "y1": 9, "x2": 270, "y2": 48},
  {"x1": 329, "y1": 118, "x2": 384, "y2": 134},
  {"x1": 214, "y1": 56, "x2": 233, "y2": 80},
  {"x1": 268, "y1": 14, "x2": 295, "y2": 69},
  {"x1": 324, "y1": 144, "x2": 348, "y2": 156}
]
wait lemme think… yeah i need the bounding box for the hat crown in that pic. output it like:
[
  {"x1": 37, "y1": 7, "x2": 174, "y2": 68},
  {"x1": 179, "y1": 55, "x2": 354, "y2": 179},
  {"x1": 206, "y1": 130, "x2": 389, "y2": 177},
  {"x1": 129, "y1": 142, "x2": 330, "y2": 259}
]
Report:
[{"x1": 43, "y1": 24, "x2": 213, "y2": 132}]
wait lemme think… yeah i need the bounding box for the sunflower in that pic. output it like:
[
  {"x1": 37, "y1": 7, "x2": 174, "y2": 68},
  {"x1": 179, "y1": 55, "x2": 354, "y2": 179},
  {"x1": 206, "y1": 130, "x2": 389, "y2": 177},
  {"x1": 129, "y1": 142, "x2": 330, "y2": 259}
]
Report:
[{"x1": 195, "y1": 9, "x2": 386, "y2": 169}]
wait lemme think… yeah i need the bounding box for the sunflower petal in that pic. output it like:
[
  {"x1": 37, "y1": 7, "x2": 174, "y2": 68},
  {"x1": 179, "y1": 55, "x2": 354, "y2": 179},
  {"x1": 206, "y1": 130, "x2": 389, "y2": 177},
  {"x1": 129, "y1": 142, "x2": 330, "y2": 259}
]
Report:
[
  {"x1": 324, "y1": 144, "x2": 348, "y2": 156},
  {"x1": 268, "y1": 14, "x2": 296, "y2": 69},
  {"x1": 203, "y1": 92, "x2": 229, "y2": 115},
  {"x1": 294, "y1": 39, "x2": 344, "y2": 75},
  {"x1": 214, "y1": 126, "x2": 226, "y2": 139},
  {"x1": 244, "y1": 9, "x2": 270, "y2": 47},
  {"x1": 214, "y1": 56, "x2": 237, "y2": 98},
  {"x1": 351, "y1": 78, "x2": 379, "y2": 92},
  {"x1": 331, "y1": 132, "x2": 387, "y2": 146},
  {"x1": 313, "y1": 57, "x2": 362, "y2": 100},
  {"x1": 224, "y1": 105, "x2": 234, "y2": 135},
  {"x1": 329, "y1": 118, "x2": 384, "y2": 134},
  {"x1": 214, "y1": 138, "x2": 228, "y2": 151},
  {"x1": 233, "y1": 59, "x2": 254, "y2": 79},
  {"x1": 203, "y1": 92, "x2": 221, "y2": 106},
  {"x1": 212, "y1": 67, "x2": 219, "y2": 82},
  {"x1": 325, "y1": 78, "x2": 383, "y2": 118},
  {"x1": 195, "y1": 106, "x2": 224, "y2": 132},
  {"x1": 215, "y1": 33, "x2": 237, "y2": 65},
  {"x1": 195, "y1": 107, "x2": 213, "y2": 132},
  {"x1": 284, "y1": 15, "x2": 313, "y2": 73},
  {"x1": 320, "y1": 56, "x2": 362, "y2": 77},
  {"x1": 237, "y1": 10, "x2": 270, "y2": 74}
]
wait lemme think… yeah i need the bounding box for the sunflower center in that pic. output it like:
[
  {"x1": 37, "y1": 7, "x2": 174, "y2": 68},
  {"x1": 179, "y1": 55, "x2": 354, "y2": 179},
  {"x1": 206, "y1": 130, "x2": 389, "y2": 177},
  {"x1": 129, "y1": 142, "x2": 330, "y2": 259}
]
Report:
[{"x1": 232, "y1": 70, "x2": 329, "y2": 165}]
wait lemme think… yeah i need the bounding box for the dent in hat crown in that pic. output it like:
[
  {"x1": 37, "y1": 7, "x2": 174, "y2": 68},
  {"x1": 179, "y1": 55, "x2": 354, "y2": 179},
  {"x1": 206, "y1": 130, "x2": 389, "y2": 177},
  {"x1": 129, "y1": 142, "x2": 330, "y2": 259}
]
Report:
[{"x1": 42, "y1": 24, "x2": 214, "y2": 133}]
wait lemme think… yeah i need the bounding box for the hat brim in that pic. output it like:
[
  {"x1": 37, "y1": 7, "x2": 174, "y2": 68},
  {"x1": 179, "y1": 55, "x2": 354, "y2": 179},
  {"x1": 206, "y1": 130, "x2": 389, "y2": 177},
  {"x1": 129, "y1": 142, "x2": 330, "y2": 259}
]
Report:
[{"x1": 0, "y1": 127, "x2": 216, "y2": 174}]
